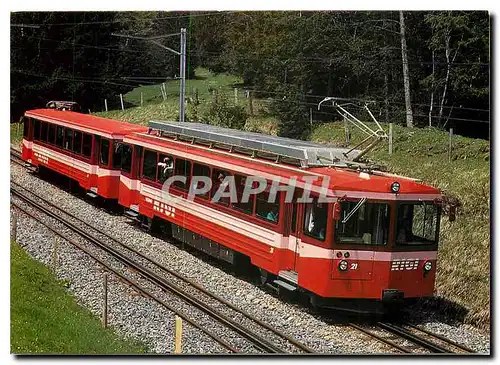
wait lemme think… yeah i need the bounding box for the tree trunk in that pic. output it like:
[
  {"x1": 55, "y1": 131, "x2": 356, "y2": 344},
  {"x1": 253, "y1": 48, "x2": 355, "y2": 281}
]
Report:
[
  {"x1": 428, "y1": 49, "x2": 435, "y2": 127},
  {"x1": 438, "y1": 36, "x2": 451, "y2": 124},
  {"x1": 399, "y1": 11, "x2": 414, "y2": 128}
]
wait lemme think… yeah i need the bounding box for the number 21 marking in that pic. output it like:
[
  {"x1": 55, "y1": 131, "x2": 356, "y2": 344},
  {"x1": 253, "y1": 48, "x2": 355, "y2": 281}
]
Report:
[{"x1": 350, "y1": 263, "x2": 358, "y2": 270}]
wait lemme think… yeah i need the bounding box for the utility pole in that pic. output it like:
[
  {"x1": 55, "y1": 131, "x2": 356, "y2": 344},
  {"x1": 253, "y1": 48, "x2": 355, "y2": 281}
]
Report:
[{"x1": 112, "y1": 28, "x2": 187, "y2": 123}]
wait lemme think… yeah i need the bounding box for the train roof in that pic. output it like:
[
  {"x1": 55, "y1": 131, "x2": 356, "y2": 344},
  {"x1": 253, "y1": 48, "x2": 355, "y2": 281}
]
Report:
[
  {"x1": 149, "y1": 120, "x2": 360, "y2": 167},
  {"x1": 25, "y1": 109, "x2": 148, "y2": 138},
  {"x1": 125, "y1": 128, "x2": 441, "y2": 199}
]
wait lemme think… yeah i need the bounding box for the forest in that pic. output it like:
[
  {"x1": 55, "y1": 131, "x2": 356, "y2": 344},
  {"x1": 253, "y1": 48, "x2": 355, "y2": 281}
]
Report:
[{"x1": 10, "y1": 11, "x2": 490, "y2": 139}]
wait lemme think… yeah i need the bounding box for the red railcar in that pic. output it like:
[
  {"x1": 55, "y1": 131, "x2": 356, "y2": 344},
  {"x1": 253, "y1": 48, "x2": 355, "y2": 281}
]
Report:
[
  {"x1": 20, "y1": 111, "x2": 443, "y2": 313},
  {"x1": 21, "y1": 109, "x2": 147, "y2": 199}
]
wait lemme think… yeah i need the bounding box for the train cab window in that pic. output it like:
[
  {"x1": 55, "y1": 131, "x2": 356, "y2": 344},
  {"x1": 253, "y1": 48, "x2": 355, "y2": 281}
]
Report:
[
  {"x1": 157, "y1": 154, "x2": 174, "y2": 183},
  {"x1": 142, "y1": 149, "x2": 157, "y2": 181},
  {"x1": 33, "y1": 119, "x2": 41, "y2": 140},
  {"x1": 82, "y1": 133, "x2": 92, "y2": 158},
  {"x1": 40, "y1": 122, "x2": 48, "y2": 142},
  {"x1": 335, "y1": 201, "x2": 389, "y2": 245},
  {"x1": 303, "y1": 198, "x2": 328, "y2": 240},
  {"x1": 73, "y1": 131, "x2": 82, "y2": 155},
  {"x1": 55, "y1": 126, "x2": 64, "y2": 147},
  {"x1": 48, "y1": 124, "x2": 56, "y2": 145},
  {"x1": 232, "y1": 174, "x2": 254, "y2": 214},
  {"x1": 64, "y1": 129, "x2": 73, "y2": 150},
  {"x1": 99, "y1": 138, "x2": 110, "y2": 166},
  {"x1": 396, "y1": 203, "x2": 439, "y2": 245},
  {"x1": 256, "y1": 191, "x2": 280, "y2": 224},
  {"x1": 112, "y1": 142, "x2": 123, "y2": 169},
  {"x1": 173, "y1": 158, "x2": 191, "y2": 190},
  {"x1": 120, "y1": 144, "x2": 133, "y2": 174}
]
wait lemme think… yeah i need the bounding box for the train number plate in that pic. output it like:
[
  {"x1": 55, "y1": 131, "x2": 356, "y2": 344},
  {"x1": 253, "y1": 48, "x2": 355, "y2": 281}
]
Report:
[{"x1": 391, "y1": 259, "x2": 419, "y2": 271}]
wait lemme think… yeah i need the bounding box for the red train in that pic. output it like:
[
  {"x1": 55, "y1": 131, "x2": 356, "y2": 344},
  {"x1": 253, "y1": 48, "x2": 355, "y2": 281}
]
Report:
[{"x1": 20, "y1": 108, "x2": 445, "y2": 313}]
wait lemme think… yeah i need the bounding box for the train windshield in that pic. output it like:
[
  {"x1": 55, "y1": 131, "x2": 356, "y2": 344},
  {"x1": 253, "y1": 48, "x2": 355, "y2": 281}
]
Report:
[
  {"x1": 396, "y1": 202, "x2": 440, "y2": 245},
  {"x1": 335, "y1": 200, "x2": 390, "y2": 245}
]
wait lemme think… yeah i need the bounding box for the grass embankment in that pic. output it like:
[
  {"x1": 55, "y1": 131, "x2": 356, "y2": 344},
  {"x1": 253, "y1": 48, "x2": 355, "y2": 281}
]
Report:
[
  {"x1": 311, "y1": 123, "x2": 490, "y2": 329},
  {"x1": 10, "y1": 241, "x2": 148, "y2": 354}
]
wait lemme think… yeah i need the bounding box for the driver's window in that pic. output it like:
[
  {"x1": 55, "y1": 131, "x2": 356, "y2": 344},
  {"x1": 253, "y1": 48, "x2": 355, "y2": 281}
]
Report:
[{"x1": 303, "y1": 198, "x2": 328, "y2": 241}]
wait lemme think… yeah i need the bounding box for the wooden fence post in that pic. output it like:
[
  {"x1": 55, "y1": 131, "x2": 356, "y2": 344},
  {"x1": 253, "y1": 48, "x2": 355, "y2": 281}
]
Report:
[
  {"x1": 163, "y1": 83, "x2": 167, "y2": 100},
  {"x1": 140, "y1": 92, "x2": 143, "y2": 107},
  {"x1": 234, "y1": 88, "x2": 238, "y2": 105},
  {"x1": 389, "y1": 123, "x2": 393, "y2": 155},
  {"x1": 344, "y1": 117, "x2": 350, "y2": 146},
  {"x1": 120, "y1": 94, "x2": 124, "y2": 111},
  {"x1": 52, "y1": 238, "x2": 58, "y2": 274},
  {"x1": 309, "y1": 108, "x2": 313, "y2": 126},
  {"x1": 248, "y1": 91, "x2": 254, "y2": 116},
  {"x1": 104, "y1": 99, "x2": 108, "y2": 112},
  {"x1": 102, "y1": 272, "x2": 108, "y2": 328},
  {"x1": 448, "y1": 128, "x2": 453, "y2": 162},
  {"x1": 174, "y1": 316, "x2": 183, "y2": 353},
  {"x1": 11, "y1": 210, "x2": 18, "y2": 241}
]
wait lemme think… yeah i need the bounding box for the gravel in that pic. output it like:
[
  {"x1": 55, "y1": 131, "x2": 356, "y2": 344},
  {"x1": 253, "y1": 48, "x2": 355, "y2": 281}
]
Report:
[{"x1": 10, "y1": 157, "x2": 491, "y2": 355}]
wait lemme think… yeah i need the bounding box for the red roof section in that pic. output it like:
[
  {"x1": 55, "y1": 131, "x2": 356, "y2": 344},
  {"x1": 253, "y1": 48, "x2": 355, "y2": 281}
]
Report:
[
  {"x1": 25, "y1": 109, "x2": 148, "y2": 137},
  {"x1": 126, "y1": 131, "x2": 441, "y2": 196}
]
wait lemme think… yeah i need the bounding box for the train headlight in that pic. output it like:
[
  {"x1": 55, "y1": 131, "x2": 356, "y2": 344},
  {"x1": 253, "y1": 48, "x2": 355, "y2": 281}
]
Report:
[
  {"x1": 391, "y1": 181, "x2": 400, "y2": 193},
  {"x1": 424, "y1": 261, "x2": 432, "y2": 271},
  {"x1": 338, "y1": 260, "x2": 348, "y2": 271}
]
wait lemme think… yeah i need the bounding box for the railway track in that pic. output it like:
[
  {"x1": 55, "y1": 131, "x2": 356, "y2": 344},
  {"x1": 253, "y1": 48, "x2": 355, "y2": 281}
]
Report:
[
  {"x1": 10, "y1": 180, "x2": 314, "y2": 354},
  {"x1": 349, "y1": 322, "x2": 476, "y2": 354}
]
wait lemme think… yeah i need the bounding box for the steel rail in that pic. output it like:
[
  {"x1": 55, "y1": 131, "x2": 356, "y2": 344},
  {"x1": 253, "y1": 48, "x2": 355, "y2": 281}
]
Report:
[
  {"x1": 349, "y1": 323, "x2": 411, "y2": 354},
  {"x1": 11, "y1": 185, "x2": 288, "y2": 353},
  {"x1": 10, "y1": 179, "x2": 314, "y2": 354},
  {"x1": 406, "y1": 324, "x2": 476, "y2": 353},
  {"x1": 10, "y1": 201, "x2": 239, "y2": 353},
  {"x1": 377, "y1": 322, "x2": 450, "y2": 354}
]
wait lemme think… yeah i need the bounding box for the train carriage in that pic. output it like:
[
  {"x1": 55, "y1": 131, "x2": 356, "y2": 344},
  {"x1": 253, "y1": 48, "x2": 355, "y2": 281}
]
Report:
[
  {"x1": 118, "y1": 121, "x2": 443, "y2": 312},
  {"x1": 21, "y1": 109, "x2": 147, "y2": 199},
  {"x1": 19, "y1": 108, "x2": 445, "y2": 313}
]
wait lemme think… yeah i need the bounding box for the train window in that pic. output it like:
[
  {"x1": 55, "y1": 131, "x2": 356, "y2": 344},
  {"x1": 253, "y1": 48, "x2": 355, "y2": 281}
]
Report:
[
  {"x1": 191, "y1": 163, "x2": 211, "y2": 199},
  {"x1": 173, "y1": 158, "x2": 191, "y2": 190},
  {"x1": 64, "y1": 129, "x2": 73, "y2": 150},
  {"x1": 396, "y1": 203, "x2": 439, "y2": 245},
  {"x1": 336, "y1": 201, "x2": 389, "y2": 245},
  {"x1": 55, "y1": 126, "x2": 64, "y2": 147},
  {"x1": 232, "y1": 174, "x2": 254, "y2": 214},
  {"x1": 100, "y1": 138, "x2": 110, "y2": 166},
  {"x1": 112, "y1": 142, "x2": 122, "y2": 169},
  {"x1": 120, "y1": 144, "x2": 133, "y2": 174},
  {"x1": 211, "y1": 169, "x2": 231, "y2": 205},
  {"x1": 73, "y1": 131, "x2": 82, "y2": 154},
  {"x1": 256, "y1": 191, "x2": 280, "y2": 224},
  {"x1": 33, "y1": 119, "x2": 41, "y2": 140},
  {"x1": 48, "y1": 124, "x2": 56, "y2": 145},
  {"x1": 157, "y1": 154, "x2": 174, "y2": 183},
  {"x1": 142, "y1": 149, "x2": 157, "y2": 181},
  {"x1": 82, "y1": 133, "x2": 92, "y2": 158},
  {"x1": 23, "y1": 118, "x2": 29, "y2": 138},
  {"x1": 303, "y1": 198, "x2": 328, "y2": 241},
  {"x1": 40, "y1": 122, "x2": 48, "y2": 142}
]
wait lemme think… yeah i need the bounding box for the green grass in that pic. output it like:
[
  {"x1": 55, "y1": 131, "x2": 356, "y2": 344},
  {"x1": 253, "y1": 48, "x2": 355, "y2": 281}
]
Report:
[
  {"x1": 311, "y1": 122, "x2": 490, "y2": 329},
  {"x1": 10, "y1": 241, "x2": 149, "y2": 354},
  {"x1": 10, "y1": 123, "x2": 23, "y2": 144}
]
